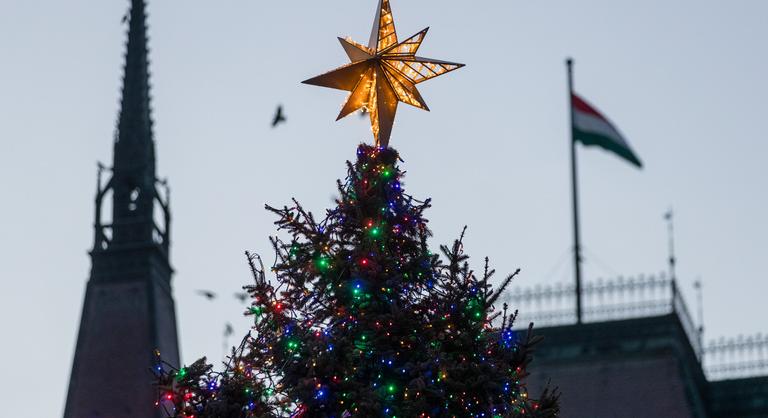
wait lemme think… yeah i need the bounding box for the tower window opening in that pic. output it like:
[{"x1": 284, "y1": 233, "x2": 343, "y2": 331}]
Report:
[{"x1": 128, "y1": 187, "x2": 140, "y2": 211}]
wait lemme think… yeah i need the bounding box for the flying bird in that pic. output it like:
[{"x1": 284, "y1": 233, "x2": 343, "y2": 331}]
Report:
[
  {"x1": 196, "y1": 289, "x2": 217, "y2": 300},
  {"x1": 271, "y1": 105, "x2": 286, "y2": 128},
  {"x1": 121, "y1": 11, "x2": 129, "y2": 24},
  {"x1": 234, "y1": 292, "x2": 249, "y2": 303}
]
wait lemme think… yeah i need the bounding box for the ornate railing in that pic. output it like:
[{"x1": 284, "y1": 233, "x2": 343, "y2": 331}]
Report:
[
  {"x1": 704, "y1": 334, "x2": 768, "y2": 381},
  {"x1": 502, "y1": 273, "x2": 702, "y2": 358},
  {"x1": 503, "y1": 274, "x2": 768, "y2": 380}
]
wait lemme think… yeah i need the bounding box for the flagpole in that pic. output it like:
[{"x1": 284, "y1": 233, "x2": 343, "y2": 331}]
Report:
[{"x1": 567, "y1": 58, "x2": 584, "y2": 324}]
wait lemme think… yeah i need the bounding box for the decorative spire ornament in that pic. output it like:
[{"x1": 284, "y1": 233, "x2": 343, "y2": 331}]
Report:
[{"x1": 303, "y1": 0, "x2": 464, "y2": 148}]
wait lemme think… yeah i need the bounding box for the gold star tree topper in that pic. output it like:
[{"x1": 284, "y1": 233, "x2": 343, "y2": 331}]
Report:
[{"x1": 302, "y1": 0, "x2": 464, "y2": 148}]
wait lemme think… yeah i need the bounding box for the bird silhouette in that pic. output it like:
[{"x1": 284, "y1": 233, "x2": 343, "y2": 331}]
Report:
[
  {"x1": 271, "y1": 105, "x2": 286, "y2": 128},
  {"x1": 121, "y1": 11, "x2": 129, "y2": 24},
  {"x1": 234, "y1": 292, "x2": 249, "y2": 303},
  {"x1": 196, "y1": 289, "x2": 217, "y2": 300}
]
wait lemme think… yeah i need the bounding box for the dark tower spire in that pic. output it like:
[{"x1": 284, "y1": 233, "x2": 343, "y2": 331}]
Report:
[
  {"x1": 112, "y1": 0, "x2": 157, "y2": 247},
  {"x1": 64, "y1": 1, "x2": 180, "y2": 417}
]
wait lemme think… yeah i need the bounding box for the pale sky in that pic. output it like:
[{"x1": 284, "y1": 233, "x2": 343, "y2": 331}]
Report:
[{"x1": 1, "y1": 1, "x2": 767, "y2": 417}]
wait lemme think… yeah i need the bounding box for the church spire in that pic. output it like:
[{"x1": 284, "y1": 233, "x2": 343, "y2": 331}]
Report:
[
  {"x1": 64, "y1": 2, "x2": 179, "y2": 416},
  {"x1": 117, "y1": 0, "x2": 153, "y2": 152},
  {"x1": 108, "y1": 0, "x2": 163, "y2": 248}
]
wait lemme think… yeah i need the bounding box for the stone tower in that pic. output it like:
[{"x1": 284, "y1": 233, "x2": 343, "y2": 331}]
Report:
[{"x1": 63, "y1": 1, "x2": 180, "y2": 417}]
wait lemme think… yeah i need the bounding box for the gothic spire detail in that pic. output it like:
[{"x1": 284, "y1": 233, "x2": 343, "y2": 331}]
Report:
[
  {"x1": 99, "y1": 0, "x2": 167, "y2": 250},
  {"x1": 115, "y1": 0, "x2": 154, "y2": 171}
]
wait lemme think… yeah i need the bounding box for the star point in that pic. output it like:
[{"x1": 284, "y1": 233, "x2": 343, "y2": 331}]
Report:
[{"x1": 302, "y1": 0, "x2": 464, "y2": 148}]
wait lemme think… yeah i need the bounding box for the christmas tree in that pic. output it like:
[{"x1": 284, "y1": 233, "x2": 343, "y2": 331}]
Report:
[
  {"x1": 155, "y1": 144, "x2": 558, "y2": 418},
  {"x1": 155, "y1": 2, "x2": 558, "y2": 416}
]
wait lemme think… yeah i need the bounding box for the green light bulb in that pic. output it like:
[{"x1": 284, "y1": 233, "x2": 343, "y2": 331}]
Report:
[{"x1": 316, "y1": 256, "x2": 330, "y2": 271}]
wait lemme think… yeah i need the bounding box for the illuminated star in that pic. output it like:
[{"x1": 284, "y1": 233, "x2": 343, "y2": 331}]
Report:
[{"x1": 302, "y1": 0, "x2": 464, "y2": 148}]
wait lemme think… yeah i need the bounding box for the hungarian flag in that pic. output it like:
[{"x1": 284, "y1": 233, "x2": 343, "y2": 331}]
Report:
[{"x1": 572, "y1": 93, "x2": 642, "y2": 168}]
